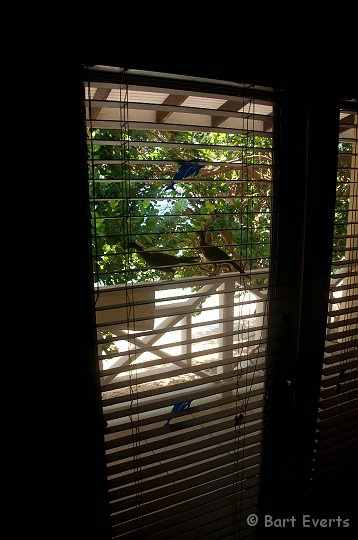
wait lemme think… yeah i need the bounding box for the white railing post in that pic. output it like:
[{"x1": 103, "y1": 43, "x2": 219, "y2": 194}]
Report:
[
  {"x1": 181, "y1": 314, "x2": 192, "y2": 367},
  {"x1": 218, "y1": 277, "x2": 236, "y2": 397}
]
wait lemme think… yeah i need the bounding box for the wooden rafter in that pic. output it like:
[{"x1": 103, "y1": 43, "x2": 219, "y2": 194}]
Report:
[
  {"x1": 156, "y1": 94, "x2": 187, "y2": 123},
  {"x1": 339, "y1": 114, "x2": 354, "y2": 133},
  {"x1": 211, "y1": 99, "x2": 251, "y2": 128},
  {"x1": 89, "y1": 88, "x2": 111, "y2": 120}
]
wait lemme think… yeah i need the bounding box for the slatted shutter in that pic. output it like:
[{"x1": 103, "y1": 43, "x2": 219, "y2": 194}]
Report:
[
  {"x1": 84, "y1": 66, "x2": 279, "y2": 539},
  {"x1": 311, "y1": 106, "x2": 358, "y2": 496}
]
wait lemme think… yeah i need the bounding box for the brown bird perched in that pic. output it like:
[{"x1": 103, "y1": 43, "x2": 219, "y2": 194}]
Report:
[
  {"x1": 197, "y1": 229, "x2": 245, "y2": 275},
  {"x1": 128, "y1": 241, "x2": 200, "y2": 278}
]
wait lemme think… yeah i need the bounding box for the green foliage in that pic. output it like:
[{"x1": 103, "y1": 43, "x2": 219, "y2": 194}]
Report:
[
  {"x1": 87, "y1": 128, "x2": 273, "y2": 285},
  {"x1": 333, "y1": 143, "x2": 354, "y2": 264},
  {"x1": 101, "y1": 331, "x2": 120, "y2": 355},
  {"x1": 86, "y1": 130, "x2": 354, "y2": 288}
]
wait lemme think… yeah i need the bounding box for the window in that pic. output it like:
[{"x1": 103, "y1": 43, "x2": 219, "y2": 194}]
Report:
[
  {"x1": 80, "y1": 65, "x2": 357, "y2": 538},
  {"x1": 84, "y1": 66, "x2": 279, "y2": 539}
]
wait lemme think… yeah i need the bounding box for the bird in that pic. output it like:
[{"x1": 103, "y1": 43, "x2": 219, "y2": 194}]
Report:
[
  {"x1": 197, "y1": 229, "x2": 246, "y2": 275},
  {"x1": 128, "y1": 241, "x2": 200, "y2": 278},
  {"x1": 164, "y1": 160, "x2": 205, "y2": 191}
]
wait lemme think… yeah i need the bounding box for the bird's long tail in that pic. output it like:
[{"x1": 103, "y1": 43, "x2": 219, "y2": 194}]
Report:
[
  {"x1": 179, "y1": 256, "x2": 200, "y2": 264},
  {"x1": 230, "y1": 260, "x2": 245, "y2": 273}
]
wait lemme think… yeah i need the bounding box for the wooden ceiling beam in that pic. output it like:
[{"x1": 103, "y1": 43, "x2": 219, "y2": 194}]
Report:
[
  {"x1": 211, "y1": 99, "x2": 251, "y2": 128},
  {"x1": 89, "y1": 88, "x2": 111, "y2": 120},
  {"x1": 339, "y1": 114, "x2": 355, "y2": 134},
  {"x1": 156, "y1": 94, "x2": 187, "y2": 123}
]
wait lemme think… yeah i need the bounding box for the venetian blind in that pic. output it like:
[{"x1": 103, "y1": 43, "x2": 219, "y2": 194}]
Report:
[
  {"x1": 311, "y1": 107, "x2": 358, "y2": 496},
  {"x1": 84, "y1": 65, "x2": 280, "y2": 540}
]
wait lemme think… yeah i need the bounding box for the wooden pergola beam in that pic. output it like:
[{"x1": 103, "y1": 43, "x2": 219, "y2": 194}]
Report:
[
  {"x1": 90, "y1": 88, "x2": 111, "y2": 120},
  {"x1": 339, "y1": 114, "x2": 354, "y2": 133},
  {"x1": 156, "y1": 94, "x2": 187, "y2": 123},
  {"x1": 211, "y1": 99, "x2": 251, "y2": 128}
]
